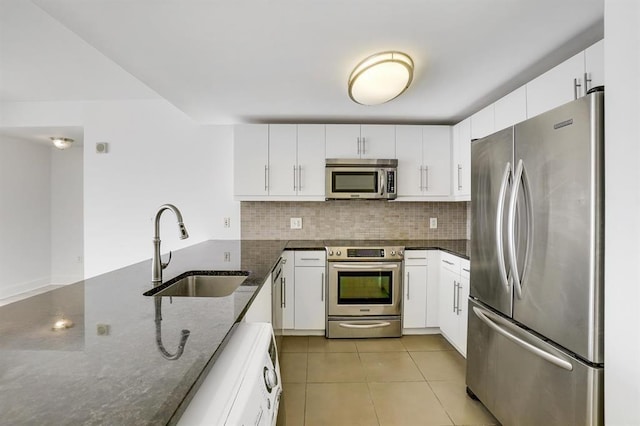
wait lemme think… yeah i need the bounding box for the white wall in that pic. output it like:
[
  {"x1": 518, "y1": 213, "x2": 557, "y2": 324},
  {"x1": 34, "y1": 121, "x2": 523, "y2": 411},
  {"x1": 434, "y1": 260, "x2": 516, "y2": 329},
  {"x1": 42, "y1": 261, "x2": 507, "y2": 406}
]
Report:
[
  {"x1": 50, "y1": 145, "x2": 84, "y2": 284},
  {"x1": 0, "y1": 137, "x2": 51, "y2": 298},
  {"x1": 604, "y1": 1, "x2": 640, "y2": 425},
  {"x1": 0, "y1": 99, "x2": 240, "y2": 279}
]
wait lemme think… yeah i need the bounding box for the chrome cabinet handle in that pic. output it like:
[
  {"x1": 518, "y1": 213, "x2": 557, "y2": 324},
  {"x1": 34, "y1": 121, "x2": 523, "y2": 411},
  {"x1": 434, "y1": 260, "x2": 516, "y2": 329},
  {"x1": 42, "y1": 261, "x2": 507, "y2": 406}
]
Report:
[
  {"x1": 298, "y1": 165, "x2": 302, "y2": 191},
  {"x1": 293, "y1": 165, "x2": 297, "y2": 191},
  {"x1": 442, "y1": 259, "x2": 454, "y2": 266},
  {"x1": 281, "y1": 276, "x2": 285, "y2": 308},
  {"x1": 357, "y1": 137, "x2": 361, "y2": 155},
  {"x1": 456, "y1": 282, "x2": 463, "y2": 314},
  {"x1": 339, "y1": 322, "x2": 391, "y2": 329},
  {"x1": 300, "y1": 257, "x2": 321, "y2": 261},
  {"x1": 264, "y1": 165, "x2": 269, "y2": 191},
  {"x1": 321, "y1": 272, "x2": 324, "y2": 302},
  {"x1": 496, "y1": 162, "x2": 512, "y2": 293},
  {"x1": 573, "y1": 77, "x2": 582, "y2": 100},
  {"x1": 472, "y1": 306, "x2": 573, "y2": 371},
  {"x1": 584, "y1": 72, "x2": 592, "y2": 95},
  {"x1": 361, "y1": 136, "x2": 366, "y2": 155},
  {"x1": 406, "y1": 272, "x2": 410, "y2": 300},
  {"x1": 457, "y1": 164, "x2": 463, "y2": 190},
  {"x1": 419, "y1": 166, "x2": 424, "y2": 191},
  {"x1": 462, "y1": 268, "x2": 470, "y2": 273},
  {"x1": 452, "y1": 281, "x2": 457, "y2": 313},
  {"x1": 424, "y1": 165, "x2": 429, "y2": 191}
]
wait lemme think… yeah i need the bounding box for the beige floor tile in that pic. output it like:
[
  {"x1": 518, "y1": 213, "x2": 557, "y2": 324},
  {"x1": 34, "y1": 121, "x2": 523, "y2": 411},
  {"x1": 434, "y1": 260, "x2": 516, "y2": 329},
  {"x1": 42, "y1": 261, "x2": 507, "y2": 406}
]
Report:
[
  {"x1": 369, "y1": 382, "x2": 453, "y2": 426},
  {"x1": 429, "y1": 381, "x2": 499, "y2": 425},
  {"x1": 282, "y1": 383, "x2": 305, "y2": 426},
  {"x1": 307, "y1": 352, "x2": 366, "y2": 383},
  {"x1": 410, "y1": 350, "x2": 466, "y2": 383},
  {"x1": 305, "y1": 383, "x2": 379, "y2": 426},
  {"x1": 308, "y1": 336, "x2": 358, "y2": 352},
  {"x1": 360, "y1": 352, "x2": 424, "y2": 382},
  {"x1": 401, "y1": 334, "x2": 454, "y2": 351},
  {"x1": 281, "y1": 336, "x2": 309, "y2": 352},
  {"x1": 356, "y1": 338, "x2": 406, "y2": 352},
  {"x1": 280, "y1": 352, "x2": 307, "y2": 383}
]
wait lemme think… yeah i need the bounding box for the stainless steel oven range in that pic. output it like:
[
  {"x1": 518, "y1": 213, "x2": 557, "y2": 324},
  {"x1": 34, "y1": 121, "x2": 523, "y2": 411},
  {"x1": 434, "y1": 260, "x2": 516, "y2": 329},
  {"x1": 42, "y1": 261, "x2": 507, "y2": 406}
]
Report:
[{"x1": 326, "y1": 245, "x2": 404, "y2": 338}]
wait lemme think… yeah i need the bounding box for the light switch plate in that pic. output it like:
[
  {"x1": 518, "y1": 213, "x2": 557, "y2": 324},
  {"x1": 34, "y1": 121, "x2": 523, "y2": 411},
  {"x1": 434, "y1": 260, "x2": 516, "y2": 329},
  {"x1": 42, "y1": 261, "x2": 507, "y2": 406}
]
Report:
[
  {"x1": 290, "y1": 217, "x2": 303, "y2": 229},
  {"x1": 430, "y1": 217, "x2": 437, "y2": 229}
]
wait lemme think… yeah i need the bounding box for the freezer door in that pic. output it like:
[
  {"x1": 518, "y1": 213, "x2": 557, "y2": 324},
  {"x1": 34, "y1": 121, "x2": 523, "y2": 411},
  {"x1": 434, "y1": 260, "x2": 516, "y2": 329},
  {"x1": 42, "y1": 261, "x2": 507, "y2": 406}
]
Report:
[
  {"x1": 470, "y1": 127, "x2": 514, "y2": 317},
  {"x1": 511, "y1": 92, "x2": 604, "y2": 363},
  {"x1": 466, "y1": 299, "x2": 603, "y2": 426}
]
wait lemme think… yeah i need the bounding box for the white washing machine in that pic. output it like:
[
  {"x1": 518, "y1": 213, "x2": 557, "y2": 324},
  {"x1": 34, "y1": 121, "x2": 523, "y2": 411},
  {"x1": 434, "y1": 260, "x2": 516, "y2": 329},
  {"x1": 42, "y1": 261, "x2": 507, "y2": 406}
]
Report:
[{"x1": 178, "y1": 322, "x2": 283, "y2": 425}]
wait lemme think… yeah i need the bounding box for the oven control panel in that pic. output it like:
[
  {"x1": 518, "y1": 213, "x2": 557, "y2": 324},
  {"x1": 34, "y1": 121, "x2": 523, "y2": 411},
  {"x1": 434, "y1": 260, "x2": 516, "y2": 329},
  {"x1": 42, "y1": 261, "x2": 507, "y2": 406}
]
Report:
[{"x1": 326, "y1": 246, "x2": 404, "y2": 261}]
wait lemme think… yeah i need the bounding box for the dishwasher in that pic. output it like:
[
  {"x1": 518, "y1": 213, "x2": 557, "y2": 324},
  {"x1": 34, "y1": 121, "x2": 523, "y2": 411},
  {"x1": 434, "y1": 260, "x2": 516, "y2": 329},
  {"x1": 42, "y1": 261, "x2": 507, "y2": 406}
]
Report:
[{"x1": 178, "y1": 322, "x2": 283, "y2": 425}]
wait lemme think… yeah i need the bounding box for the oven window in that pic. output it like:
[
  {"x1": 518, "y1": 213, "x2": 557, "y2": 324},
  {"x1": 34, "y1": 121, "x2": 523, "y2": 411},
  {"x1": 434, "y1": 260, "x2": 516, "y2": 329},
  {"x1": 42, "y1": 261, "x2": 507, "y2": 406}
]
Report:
[
  {"x1": 337, "y1": 271, "x2": 393, "y2": 305},
  {"x1": 332, "y1": 172, "x2": 378, "y2": 193}
]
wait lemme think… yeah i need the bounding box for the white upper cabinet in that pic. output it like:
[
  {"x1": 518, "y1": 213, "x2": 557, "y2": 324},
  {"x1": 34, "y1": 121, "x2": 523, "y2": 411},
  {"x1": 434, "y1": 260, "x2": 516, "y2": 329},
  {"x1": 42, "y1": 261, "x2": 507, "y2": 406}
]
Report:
[
  {"x1": 494, "y1": 86, "x2": 527, "y2": 131},
  {"x1": 396, "y1": 125, "x2": 451, "y2": 200},
  {"x1": 234, "y1": 124, "x2": 269, "y2": 197},
  {"x1": 326, "y1": 124, "x2": 395, "y2": 159},
  {"x1": 452, "y1": 118, "x2": 471, "y2": 200},
  {"x1": 296, "y1": 125, "x2": 326, "y2": 198},
  {"x1": 269, "y1": 124, "x2": 298, "y2": 197},
  {"x1": 585, "y1": 39, "x2": 604, "y2": 91},
  {"x1": 470, "y1": 104, "x2": 495, "y2": 140},
  {"x1": 234, "y1": 124, "x2": 325, "y2": 200}
]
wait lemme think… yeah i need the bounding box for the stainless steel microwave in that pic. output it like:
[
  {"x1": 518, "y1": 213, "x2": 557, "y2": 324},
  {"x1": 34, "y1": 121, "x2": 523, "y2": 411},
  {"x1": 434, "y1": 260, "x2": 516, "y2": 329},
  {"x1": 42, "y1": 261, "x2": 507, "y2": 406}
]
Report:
[{"x1": 325, "y1": 158, "x2": 397, "y2": 200}]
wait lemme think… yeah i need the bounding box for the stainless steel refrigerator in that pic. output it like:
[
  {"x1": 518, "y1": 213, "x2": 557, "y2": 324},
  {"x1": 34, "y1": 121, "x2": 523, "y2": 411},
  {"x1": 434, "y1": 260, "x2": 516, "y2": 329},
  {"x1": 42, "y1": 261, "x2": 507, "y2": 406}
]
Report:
[{"x1": 467, "y1": 90, "x2": 604, "y2": 426}]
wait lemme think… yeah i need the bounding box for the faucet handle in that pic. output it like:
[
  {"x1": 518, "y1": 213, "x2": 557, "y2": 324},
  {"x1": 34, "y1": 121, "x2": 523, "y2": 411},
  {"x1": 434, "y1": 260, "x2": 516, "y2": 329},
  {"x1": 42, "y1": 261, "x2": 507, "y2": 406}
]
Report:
[{"x1": 161, "y1": 251, "x2": 172, "y2": 270}]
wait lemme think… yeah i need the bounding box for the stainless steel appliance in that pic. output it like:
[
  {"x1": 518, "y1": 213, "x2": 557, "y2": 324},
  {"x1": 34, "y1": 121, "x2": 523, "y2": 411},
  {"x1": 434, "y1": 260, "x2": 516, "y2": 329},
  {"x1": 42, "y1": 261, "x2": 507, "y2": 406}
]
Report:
[
  {"x1": 467, "y1": 90, "x2": 604, "y2": 426},
  {"x1": 326, "y1": 245, "x2": 404, "y2": 338},
  {"x1": 271, "y1": 257, "x2": 284, "y2": 350},
  {"x1": 325, "y1": 158, "x2": 397, "y2": 200}
]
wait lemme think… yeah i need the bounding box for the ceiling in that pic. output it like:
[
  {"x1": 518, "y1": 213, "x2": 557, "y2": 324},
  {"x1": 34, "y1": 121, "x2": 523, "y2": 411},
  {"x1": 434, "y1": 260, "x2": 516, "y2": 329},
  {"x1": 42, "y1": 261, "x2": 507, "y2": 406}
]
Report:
[{"x1": 0, "y1": 0, "x2": 604, "y2": 126}]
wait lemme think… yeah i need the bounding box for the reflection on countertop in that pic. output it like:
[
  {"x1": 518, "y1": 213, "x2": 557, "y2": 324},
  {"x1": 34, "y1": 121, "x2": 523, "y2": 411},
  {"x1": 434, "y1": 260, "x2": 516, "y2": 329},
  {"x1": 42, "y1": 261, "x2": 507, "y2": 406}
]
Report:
[{"x1": 0, "y1": 238, "x2": 468, "y2": 425}]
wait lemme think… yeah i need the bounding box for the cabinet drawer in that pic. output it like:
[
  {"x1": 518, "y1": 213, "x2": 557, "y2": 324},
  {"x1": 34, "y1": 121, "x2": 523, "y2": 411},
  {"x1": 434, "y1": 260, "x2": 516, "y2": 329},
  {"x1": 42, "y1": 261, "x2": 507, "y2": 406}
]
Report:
[
  {"x1": 440, "y1": 251, "x2": 461, "y2": 273},
  {"x1": 461, "y1": 260, "x2": 470, "y2": 279},
  {"x1": 404, "y1": 250, "x2": 429, "y2": 266},
  {"x1": 294, "y1": 251, "x2": 326, "y2": 267}
]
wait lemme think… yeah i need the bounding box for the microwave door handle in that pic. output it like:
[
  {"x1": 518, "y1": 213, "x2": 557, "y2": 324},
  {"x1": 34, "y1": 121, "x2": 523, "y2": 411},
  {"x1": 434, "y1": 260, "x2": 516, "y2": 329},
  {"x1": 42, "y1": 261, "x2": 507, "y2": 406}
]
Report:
[{"x1": 380, "y1": 169, "x2": 385, "y2": 196}]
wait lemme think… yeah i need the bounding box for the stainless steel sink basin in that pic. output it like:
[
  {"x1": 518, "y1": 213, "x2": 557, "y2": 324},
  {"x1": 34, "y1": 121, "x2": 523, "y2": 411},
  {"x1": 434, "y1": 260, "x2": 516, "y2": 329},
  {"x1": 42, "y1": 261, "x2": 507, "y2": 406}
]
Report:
[{"x1": 144, "y1": 271, "x2": 250, "y2": 298}]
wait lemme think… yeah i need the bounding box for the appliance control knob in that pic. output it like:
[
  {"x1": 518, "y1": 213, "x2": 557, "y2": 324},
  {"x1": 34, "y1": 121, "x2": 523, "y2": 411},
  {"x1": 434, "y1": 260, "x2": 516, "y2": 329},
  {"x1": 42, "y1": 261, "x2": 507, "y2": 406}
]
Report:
[
  {"x1": 336, "y1": 250, "x2": 342, "y2": 256},
  {"x1": 328, "y1": 250, "x2": 334, "y2": 256},
  {"x1": 391, "y1": 250, "x2": 396, "y2": 256},
  {"x1": 399, "y1": 250, "x2": 404, "y2": 256},
  {"x1": 264, "y1": 367, "x2": 278, "y2": 392}
]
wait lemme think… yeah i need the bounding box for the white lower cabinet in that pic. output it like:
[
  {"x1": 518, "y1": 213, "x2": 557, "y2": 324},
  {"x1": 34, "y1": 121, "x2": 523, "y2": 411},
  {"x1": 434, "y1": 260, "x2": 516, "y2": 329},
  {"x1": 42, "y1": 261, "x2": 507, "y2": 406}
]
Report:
[
  {"x1": 438, "y1": 252, "x2": 469, "y2": 357},
  {"x1": 403, "y1": 250, "x2": 440, "y2": 330},
  {"x1": 281, "y1": 251, "x2": 295, "y2": 329},
  {"x1": 293, "y1": 251, "x2": 326, "y2": 331},
  {"x1": 243, "y1": 273, "x2": 272, "y2": 323}
]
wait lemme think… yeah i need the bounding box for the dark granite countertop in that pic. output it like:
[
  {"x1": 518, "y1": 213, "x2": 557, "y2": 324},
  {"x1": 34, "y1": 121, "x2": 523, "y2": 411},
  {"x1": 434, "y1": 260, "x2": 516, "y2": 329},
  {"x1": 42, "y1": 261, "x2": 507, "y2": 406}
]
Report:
[{"x1": 0, "y1": 238, "x2": 467, "y2": 425}]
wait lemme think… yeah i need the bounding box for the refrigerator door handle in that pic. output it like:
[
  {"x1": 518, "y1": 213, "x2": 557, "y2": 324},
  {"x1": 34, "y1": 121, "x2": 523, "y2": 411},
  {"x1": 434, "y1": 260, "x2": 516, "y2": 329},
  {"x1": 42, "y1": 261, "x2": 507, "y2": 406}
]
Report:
[
  {"x1": 496, "y1": 161, "x2": 512, "y2": 293},
  {"x1": 472, "y1": 306, "x2": 573, "y2": 372},
  {"x1": 507, "y1": 159, "x2": 525, "y2": 299}
]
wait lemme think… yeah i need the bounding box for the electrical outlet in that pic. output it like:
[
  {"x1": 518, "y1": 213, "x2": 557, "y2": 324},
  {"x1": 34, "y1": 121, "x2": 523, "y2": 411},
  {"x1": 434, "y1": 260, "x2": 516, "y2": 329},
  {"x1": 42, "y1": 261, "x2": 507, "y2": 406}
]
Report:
[
  {"x1": 96, "y1": 324, "x2": 110, "y2": 336},
  {"x1": 430, "y1": 217, "x2": 438, "y2": 229},
  {"x1": 224, "y1": 217, "x2": 231, "y2": 228},
  {"x1": 290, "y1": 217, "x2": 303, "y2": 229}
]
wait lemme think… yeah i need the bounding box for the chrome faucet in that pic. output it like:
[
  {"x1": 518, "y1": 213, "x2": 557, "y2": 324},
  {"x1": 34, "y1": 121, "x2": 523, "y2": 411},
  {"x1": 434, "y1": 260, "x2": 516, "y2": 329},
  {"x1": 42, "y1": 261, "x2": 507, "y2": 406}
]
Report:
[{"x1": 152, "y1": 204, "x2": 189, "y2": 284}]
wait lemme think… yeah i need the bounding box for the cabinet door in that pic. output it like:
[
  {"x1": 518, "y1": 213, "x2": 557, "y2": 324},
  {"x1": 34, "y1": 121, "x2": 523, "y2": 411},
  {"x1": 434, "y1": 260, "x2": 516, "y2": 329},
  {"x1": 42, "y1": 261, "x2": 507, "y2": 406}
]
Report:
[
  {"x1": 470, "y1": 104, "x2": 495, "y2": 140},
  {"x1": 584, "y1": 39, "x2": 604, "y2": 91},
  {"x1": 422, "y1": 126, "x2": 451, "y2": 196},
  {"x1": 494, "y1": 86, "x2": 527, "y2": 131},
  {"x1": 360, "y1": 124, "x2": 396, "y2": 158},
  {"x1": 395, "y1": 125, "x2": 423, "y2": 197},
  {"x1": 282, "y1": 251, "x2": 295, "y2": 329},
  {"x1": 233, "y1": 124, "x2": 269, "y2": 197},
  {"x1": 426, "y1": 251, "x2": 440, "y2": 327},
  {"x1": 439, "y1": 267, "x2": 458, "y2": 343},
  {"x1": 268, "y1": 124, "x2": 297, "y2": 197},
  {"x1": 325, "y1": 124, "x2": 360, "y2": 158},
  {"x1": 458, "y1": 261, "x2": 470, "y2": 357},
  {"x1": 296, "y1": 124, "x2": 326, "y2": 197},
  {"x1": 403, "y1": 265, "x2": 428, "y2": 329},
  {"x1": 294, "y1": 266, "x2": 325, "y2": 330},
  {"x1": 452, "y1": 118, "x2": 471, "y2": 199},
  {"x1": 526, "y1": 51, "x2": 585, "y2": 118}
]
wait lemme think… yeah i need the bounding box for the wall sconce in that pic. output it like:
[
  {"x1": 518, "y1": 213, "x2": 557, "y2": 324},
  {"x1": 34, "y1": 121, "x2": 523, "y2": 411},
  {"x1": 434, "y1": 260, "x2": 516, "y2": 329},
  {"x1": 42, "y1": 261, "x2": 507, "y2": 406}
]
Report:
[
  {"x1": 50, "y1": 137, "x2": 74, "y2": 150},
  {"x1": 348, "y1": 51, "x2": 414, "y2": 105}
]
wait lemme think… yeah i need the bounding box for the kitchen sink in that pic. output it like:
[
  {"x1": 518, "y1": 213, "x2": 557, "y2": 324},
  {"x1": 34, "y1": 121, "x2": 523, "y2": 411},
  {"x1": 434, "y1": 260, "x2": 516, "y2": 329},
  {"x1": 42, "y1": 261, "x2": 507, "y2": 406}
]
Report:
[{"x1": 144, "y1": 271, "x2": 250, "y2": 298}]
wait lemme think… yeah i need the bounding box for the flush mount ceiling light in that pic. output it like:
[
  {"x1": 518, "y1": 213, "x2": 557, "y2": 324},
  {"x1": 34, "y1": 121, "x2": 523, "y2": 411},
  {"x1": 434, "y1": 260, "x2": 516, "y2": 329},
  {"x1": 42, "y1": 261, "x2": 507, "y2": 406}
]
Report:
[
  {"x1": 50, "y1": 137, "x2": 74, "y2": 150},
  {"x1": 348, "y1": 51, "x2": 414, "y2": 105}
]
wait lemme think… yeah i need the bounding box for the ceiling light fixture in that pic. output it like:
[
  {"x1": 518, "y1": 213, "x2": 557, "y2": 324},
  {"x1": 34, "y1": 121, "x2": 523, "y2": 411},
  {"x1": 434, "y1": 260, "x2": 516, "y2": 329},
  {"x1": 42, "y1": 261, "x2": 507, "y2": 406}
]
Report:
[
  {"x1": 50, "y1": 137, "x2": 74, "y2": 150},
  {"x1": 348, "y1": 51, "x2": 414, "y2": 105}
]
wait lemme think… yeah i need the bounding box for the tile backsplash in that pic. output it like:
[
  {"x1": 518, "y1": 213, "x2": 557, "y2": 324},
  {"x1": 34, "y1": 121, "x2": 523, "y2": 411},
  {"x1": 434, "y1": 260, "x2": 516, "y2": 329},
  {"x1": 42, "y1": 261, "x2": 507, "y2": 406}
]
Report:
[{"x1": 241, "y1": 201, "x2": 469, "y2": 240}]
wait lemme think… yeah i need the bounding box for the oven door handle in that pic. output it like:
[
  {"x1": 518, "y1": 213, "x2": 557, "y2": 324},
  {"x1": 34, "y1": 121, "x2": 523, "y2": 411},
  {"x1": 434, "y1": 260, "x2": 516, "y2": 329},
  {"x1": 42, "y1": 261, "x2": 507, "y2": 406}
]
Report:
[
  {"x1": 338, "y1": 322, "x2": 391, "y2": 329},
  {"x1": 331, "y1": 263, "x2": 399, "y2": 269}
]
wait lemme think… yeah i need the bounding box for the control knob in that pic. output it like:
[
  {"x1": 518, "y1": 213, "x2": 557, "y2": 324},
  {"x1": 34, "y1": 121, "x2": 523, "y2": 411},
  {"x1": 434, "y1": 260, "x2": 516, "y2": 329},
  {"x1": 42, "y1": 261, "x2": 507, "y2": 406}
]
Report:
[
  {"x1": 263, "y1": 366, "x2": 278, "y2": 393},
  {"x1": 391, "y1": 250, "x2": 396, "y2": 256},
  {"x1": 328, "y1": 250, "x2": 334, "y2": 256},
  {"x1": 336, "y1": 250, "x2": 342, "y2": 256}
]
